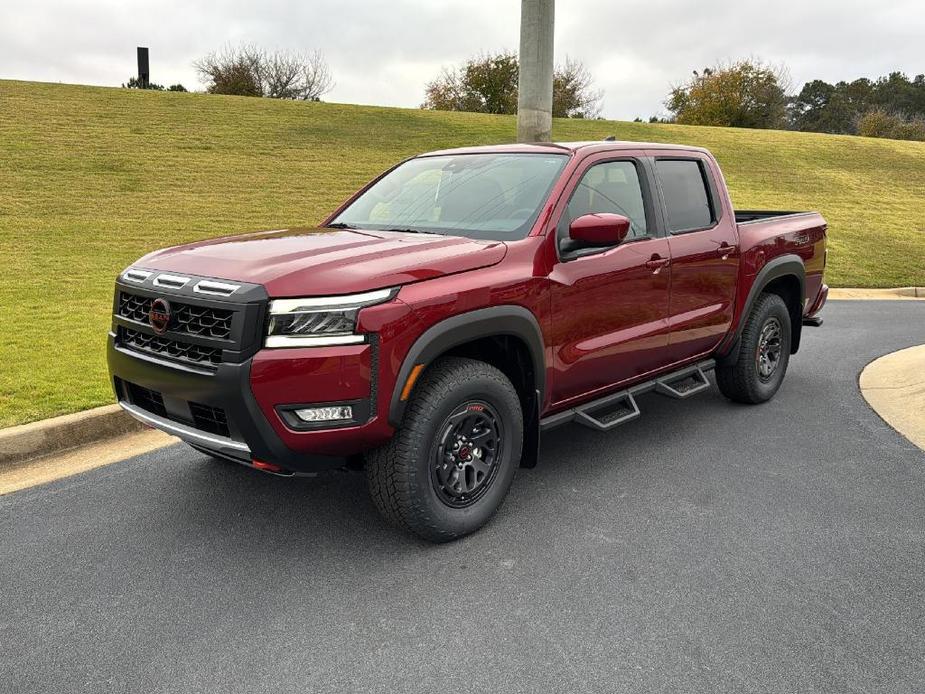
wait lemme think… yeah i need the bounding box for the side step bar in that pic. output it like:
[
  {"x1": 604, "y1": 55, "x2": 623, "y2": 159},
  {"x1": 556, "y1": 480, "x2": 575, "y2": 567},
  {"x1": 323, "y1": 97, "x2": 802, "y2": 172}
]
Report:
[{"x1": 540, "y1": 360, "x2": 716, "y2": 433}]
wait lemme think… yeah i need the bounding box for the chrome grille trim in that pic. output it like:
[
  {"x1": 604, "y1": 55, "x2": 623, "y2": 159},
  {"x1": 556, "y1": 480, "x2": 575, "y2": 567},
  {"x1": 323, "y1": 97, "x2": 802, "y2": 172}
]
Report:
[
  {"x1": 153, "y1": 273, "x2": 190, "y2": 288},
  {"x1": 193, "y1": 280, "x2": 240, "y2": 296},
  {"x1": 123, "y1": 269, "x2": 152, "y2": 283}
]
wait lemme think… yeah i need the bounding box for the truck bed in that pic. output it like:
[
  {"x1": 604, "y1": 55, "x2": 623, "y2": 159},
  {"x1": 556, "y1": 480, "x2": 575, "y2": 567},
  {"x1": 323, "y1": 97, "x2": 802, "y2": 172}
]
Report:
[
  {"x1": 734, "y1": 210, "x2": 817, "y2": 224},
  {"x1": 733, "y1": 208, "x2": 828, "y2": 323}
]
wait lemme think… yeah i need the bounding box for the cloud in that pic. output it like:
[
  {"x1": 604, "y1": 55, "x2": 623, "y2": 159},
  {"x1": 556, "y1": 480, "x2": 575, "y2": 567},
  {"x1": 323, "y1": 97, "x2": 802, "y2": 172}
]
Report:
[{"x1": 1, "y1": 0, "x2": 922, "y2": 120}]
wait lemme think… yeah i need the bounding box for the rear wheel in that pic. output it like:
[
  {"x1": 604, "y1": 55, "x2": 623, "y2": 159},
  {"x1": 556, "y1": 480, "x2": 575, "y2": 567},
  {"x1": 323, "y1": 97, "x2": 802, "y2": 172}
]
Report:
[
  {"x1": 716, "y1": 292, "x2": 791, "y2": 404},
  {"x1": 365, "y1": 357, "x2": 523, "y2": 542}
]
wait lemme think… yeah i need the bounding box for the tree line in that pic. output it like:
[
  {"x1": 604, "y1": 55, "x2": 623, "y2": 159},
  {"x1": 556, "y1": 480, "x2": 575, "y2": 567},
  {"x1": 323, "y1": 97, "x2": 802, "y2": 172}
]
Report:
[
  {"x1": 123, "y1": 45, "x2": 924, "y2": 142},
  {"x1": 665, "y1": 60, "x2": 925, "y2": 141},
  {"x1": 423, "y1": 54, "x2": 925, "y2": 142}
]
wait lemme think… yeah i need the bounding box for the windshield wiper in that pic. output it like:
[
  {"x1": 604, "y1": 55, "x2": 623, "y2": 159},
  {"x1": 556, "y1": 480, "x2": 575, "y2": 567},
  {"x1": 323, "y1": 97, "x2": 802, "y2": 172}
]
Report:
[
  {"x1": 325, "y1": 222, "x2": 352, "y2": 229},
  {"x1": 384, "y1": 227, "x2": 441, "y2": 235}
]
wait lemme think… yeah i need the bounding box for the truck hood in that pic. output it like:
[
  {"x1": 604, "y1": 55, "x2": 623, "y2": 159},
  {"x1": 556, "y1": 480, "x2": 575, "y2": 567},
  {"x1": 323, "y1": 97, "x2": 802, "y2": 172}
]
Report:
[{"x1": 136, "y1": 227, "x2": 508, "y2": 297}]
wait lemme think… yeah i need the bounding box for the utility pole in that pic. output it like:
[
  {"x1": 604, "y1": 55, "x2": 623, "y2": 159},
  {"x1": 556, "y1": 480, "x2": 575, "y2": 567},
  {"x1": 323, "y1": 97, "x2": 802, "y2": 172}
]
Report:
[
  {"x1": 137, "y1": 47, "x2": 150, "y2": 88},
  {"x1": 517, "y1": 0, "x2": 555, "y2": 143}
]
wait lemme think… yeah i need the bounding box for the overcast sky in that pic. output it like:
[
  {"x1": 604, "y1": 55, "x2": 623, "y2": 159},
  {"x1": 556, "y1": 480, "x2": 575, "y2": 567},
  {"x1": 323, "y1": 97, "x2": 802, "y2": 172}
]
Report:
[{"x1": 1, "y1": 0, "x2": 922, "y2": 120}]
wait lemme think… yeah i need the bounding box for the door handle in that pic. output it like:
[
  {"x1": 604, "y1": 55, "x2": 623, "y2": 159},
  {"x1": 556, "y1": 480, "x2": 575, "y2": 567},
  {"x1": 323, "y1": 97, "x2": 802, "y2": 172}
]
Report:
[
  {"x1": 717, "y1": 243, "x2": 737, "y2": 259},
  {"x1": 645, "y1": 255, "x2": 670, "y2": 273}
]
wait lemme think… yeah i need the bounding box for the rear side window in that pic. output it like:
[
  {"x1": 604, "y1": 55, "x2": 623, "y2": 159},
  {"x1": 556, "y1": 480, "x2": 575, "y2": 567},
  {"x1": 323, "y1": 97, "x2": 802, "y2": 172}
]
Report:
[{"x1": 655, "y1": 159, "x2": 714, "y2": 232}]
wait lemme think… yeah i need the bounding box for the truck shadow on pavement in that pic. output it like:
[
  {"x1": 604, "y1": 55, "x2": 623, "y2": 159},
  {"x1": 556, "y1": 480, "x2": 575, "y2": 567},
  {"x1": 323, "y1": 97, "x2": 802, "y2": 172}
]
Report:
[{"x1": 154, "y1": 384, "x2": 740, "y2": 553}]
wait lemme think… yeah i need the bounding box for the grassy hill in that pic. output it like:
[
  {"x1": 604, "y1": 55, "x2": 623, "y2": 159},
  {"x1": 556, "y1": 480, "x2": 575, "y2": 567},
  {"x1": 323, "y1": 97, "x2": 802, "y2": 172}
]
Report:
[{"x1": 1, "y1": 79, "x2": 924, "y2": 427}]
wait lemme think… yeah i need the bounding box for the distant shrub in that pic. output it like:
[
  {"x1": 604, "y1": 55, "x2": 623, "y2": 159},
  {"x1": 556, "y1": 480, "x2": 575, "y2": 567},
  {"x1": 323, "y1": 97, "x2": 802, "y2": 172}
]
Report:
[
  {"x1": 123, "y1": 76, "x2": 164, "y2": 90},
  {"x1": 857, "y1": 109, "x2": 896, "y2": 138},
  {"x1": 893, "y1": 119, "x2": 925, "y2": 141},
  {"x1": 122, "y1": 78, "x2": 188, "y2": 93},
  {"x1": 857, "y1": 109, "x2": 925, "y2": 141}
]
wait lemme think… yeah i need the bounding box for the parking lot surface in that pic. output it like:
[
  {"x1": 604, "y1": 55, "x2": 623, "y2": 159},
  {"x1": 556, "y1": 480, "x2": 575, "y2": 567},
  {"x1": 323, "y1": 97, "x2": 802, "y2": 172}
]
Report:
[{"x1": 2, "y1": 301, "x2": 924, "y2": 693}]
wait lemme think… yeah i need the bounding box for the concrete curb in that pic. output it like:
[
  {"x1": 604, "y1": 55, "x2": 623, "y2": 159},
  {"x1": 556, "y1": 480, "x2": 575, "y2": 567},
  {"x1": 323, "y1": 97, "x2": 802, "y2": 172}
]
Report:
[
  {"x1": 829, "y1": 287, "x2": 925, "y2": 300},
  {"x1": 0, "y1": 405, "x2": 148, "y2": 467},
  {"x1": 859, "y1": 345, "x2": 925, "y2": 452}
]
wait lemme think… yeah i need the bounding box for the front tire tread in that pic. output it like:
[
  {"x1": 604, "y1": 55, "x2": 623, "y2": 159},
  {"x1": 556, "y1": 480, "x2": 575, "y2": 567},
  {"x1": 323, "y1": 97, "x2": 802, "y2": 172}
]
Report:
[{"x1": 365, "y1": 357, "x2": 522, "y2": 542}]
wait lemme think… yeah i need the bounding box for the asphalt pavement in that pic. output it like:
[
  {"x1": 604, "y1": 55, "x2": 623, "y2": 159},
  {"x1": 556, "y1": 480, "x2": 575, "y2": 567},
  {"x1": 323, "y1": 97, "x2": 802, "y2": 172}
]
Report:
[{"x1": 2, "y1": 300, "x2": 924, "y2": 693}]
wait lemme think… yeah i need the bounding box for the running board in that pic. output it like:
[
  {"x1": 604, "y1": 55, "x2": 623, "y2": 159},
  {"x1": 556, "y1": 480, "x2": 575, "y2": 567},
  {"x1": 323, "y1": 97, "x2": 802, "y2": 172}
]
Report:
[{"x1": 540, "y1": 360, "x2": 716, "y2": 433}]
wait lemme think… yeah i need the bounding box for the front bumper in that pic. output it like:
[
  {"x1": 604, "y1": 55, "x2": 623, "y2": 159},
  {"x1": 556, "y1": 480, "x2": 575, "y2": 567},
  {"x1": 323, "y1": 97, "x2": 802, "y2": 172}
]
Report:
[
  {"x1": 120, "y1": 399, "x2": 251, "y2": 462},
  {"x1": 108, "y1": 335, "x2": 395, "y2": 473}
]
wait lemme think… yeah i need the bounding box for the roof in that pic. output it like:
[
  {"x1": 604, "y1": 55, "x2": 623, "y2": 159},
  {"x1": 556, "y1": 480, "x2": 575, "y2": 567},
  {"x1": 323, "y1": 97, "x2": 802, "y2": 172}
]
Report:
[{"x1": 421, "y1": 140, "x2": 711, "y2": 158}]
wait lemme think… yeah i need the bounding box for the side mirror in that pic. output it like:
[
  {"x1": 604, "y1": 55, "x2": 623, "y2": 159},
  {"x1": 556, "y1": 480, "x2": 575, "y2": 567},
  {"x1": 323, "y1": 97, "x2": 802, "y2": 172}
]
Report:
[{"x1": 568, "y1": 213, "x2": 631, "y2": 247}]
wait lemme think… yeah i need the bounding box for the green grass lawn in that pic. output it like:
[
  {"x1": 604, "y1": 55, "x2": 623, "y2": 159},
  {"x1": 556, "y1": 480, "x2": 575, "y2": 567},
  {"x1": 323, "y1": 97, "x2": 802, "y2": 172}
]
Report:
[{"x1": 1, "y1": 79, "x2": 924, "y2": 427}]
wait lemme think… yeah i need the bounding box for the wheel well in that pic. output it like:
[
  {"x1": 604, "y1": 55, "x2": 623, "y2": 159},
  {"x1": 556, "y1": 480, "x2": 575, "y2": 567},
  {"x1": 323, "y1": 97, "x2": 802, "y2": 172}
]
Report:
[
  {"x1": 388, "y1": 306, "x2": 545, "y2": 432},
  {"x1": 440, "y1": 335, "x2": 536, "y2": 411},
  {"x1": 762, "y1": 275, "x2": 803, "y2": 353}
]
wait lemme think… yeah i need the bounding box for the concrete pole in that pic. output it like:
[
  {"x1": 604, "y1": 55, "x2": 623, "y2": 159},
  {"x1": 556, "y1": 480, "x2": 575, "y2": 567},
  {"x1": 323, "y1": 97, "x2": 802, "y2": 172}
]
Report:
[{"x1": 517, "y1": 0, "x2": 555, "y2": 143}]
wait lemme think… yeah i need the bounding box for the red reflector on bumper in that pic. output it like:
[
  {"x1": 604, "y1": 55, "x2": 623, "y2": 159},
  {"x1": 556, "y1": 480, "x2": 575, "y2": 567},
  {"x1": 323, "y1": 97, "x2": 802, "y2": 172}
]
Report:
[{"x1": 251, "y1": 459, "x2": 286, "y2": 474}]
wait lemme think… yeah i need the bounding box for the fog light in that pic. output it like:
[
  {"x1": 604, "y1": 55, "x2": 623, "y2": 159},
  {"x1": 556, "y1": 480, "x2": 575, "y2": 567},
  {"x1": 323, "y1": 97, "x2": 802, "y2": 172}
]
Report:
[{"x1": 294, "y1": 405, "x2": 353, "y2": 423}]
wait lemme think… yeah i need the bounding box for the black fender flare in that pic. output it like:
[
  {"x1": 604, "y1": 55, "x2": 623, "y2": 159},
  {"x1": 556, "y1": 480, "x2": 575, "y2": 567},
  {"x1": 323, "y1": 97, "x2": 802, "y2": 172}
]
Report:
[
  {"x1": 388, "y1": 305, "x2": 545, "y2": 427},
  {"x1": 720, "y1": 254, "x2": 805, "y2": 363}
]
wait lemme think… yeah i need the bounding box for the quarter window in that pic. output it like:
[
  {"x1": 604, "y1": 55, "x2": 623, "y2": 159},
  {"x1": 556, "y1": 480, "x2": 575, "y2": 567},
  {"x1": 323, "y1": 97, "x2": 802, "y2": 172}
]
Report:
[{"x1": 655, "y1": 159, "x2": 714, "y2": 232}]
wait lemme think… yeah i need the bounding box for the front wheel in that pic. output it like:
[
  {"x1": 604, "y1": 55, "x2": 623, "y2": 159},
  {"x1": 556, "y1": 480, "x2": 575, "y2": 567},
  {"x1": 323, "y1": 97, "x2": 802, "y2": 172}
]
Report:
[
  {"x1": 365, "y1": 357, "x2": 523, "y2": 542},
  {"x1": 716, "y1": 292, "x2": 792, "y2": 404}
]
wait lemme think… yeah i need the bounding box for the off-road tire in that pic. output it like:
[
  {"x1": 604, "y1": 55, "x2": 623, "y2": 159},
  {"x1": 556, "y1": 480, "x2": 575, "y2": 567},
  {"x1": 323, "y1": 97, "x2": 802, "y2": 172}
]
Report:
[
  {"x1": 716, "y1": 292, "x2": 792, "y2": 404},
  {"x1": 365, "y1": 357, "x2": 523, "y2": 542}
]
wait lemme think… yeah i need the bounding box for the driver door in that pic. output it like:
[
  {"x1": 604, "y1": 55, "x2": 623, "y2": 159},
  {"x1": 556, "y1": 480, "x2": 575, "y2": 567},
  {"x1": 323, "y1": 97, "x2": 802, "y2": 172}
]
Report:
[{"x1": 547, "y1": 155, "x2": 672, "y2": 406}]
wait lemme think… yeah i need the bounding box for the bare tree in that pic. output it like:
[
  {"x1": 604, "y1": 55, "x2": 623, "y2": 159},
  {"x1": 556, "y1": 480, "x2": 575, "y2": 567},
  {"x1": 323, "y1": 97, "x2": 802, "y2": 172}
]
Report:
[
  {"x1": 259, "y1": 49, "x2": 334, "y2": 100},
  {"x1": 194, "y1": 44, "x2": 333, "y2": 101},
  {"x1": 294, "y1": 50, "x2": 334, "y2": 101},
  {"x1": 552, "y1": 58, "x2": 603, "y2": 119}
]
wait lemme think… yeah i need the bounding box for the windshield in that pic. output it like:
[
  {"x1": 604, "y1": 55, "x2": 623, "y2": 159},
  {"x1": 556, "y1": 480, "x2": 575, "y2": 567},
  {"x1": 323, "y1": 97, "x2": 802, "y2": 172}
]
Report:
[{"x1": 331, "y1": 153, "x2": 569, "y2": 241}]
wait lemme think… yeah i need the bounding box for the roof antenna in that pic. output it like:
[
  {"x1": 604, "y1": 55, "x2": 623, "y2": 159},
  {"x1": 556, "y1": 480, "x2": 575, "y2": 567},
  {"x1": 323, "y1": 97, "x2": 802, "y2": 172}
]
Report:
[{"x1": 603, "y1": 135, "x2": 616, "y2": 141}]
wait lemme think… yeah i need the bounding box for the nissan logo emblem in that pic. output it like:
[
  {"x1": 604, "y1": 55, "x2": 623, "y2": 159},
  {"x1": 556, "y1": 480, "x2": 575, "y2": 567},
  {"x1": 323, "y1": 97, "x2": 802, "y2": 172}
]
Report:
[{"x1": 149, "y1": 298, "x2": 171, "y2": 335}]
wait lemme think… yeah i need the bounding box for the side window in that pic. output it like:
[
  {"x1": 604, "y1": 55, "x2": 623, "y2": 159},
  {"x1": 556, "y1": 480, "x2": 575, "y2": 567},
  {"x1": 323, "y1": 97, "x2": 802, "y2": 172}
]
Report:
[
  {"x1": 655, "y1": 159, "x2": 714, "y2": 232},
  {"x1": 561, "y1": 161, "x2": 648, "y2": 243}
]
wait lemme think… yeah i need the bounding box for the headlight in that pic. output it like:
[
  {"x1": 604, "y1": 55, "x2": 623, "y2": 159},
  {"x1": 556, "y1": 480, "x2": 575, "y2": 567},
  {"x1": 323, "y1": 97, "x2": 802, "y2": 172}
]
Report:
[{"x1": 265, "y1": 287, "x2": 397, "y2": 348}]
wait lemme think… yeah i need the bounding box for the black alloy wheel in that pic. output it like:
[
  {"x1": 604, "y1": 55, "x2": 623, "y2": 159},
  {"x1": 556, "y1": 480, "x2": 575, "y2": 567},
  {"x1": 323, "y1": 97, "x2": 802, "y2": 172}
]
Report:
[
  {"x1": 756, "y1": 316, "x2": 783, "y2": 382},
  {"x1": 431, "y1": 401, "x2": 503, "y2": 508}
]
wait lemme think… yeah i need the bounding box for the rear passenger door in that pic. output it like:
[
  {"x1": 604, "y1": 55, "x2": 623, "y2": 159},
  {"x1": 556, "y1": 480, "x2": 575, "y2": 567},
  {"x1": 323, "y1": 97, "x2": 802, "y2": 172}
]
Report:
[
  {"x1": 547, "y1": 154, "x2": 672, "y2": 406},
  {"x1": 649, "y1": 153, "x2": 739, "y2": 361}
]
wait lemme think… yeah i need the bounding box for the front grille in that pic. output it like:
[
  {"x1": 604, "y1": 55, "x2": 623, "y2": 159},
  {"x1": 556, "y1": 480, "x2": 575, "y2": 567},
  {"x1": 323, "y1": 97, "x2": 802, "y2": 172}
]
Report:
[
  {"x1": 174, "y1": 303, "x2": 233, "y2": 339},
  {"x1": 124, "y1": 380, "x2": 231, "y2": 438},
  {"x1": 118, "y1": 326, "x2": 223, "y2": 366},
  {"x1": 189, "y1": 402, "x2": 230, "y2": 437},
  {"x1": 119, "y1": 292, "x2": 153, "y2": 323},
  {"x1": 118, "y1": 292, "x2": 233, "y2": 340}
]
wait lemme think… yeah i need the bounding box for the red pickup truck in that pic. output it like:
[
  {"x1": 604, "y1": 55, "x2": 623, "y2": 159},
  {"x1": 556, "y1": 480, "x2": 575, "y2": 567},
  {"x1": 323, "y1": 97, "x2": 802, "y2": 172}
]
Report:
[{"x1": 108, "y1": 140, "x2": 828, "y2": 541}]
